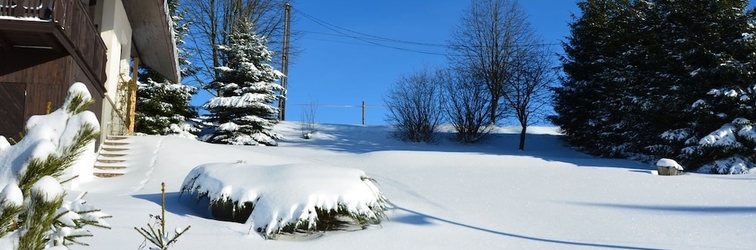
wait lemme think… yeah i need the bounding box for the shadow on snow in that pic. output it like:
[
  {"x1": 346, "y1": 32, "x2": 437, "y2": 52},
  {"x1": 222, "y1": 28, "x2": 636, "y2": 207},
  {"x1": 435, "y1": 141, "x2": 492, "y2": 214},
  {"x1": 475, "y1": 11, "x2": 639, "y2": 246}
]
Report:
[
  {"x1": 392, "y1": 206, "x2": 663, "y2": 250},
  {"x1": 132, "y1": 192, "x2": 214, "y2": 220},
  {"x1": 566, "y1": 202, "x2": 756, "y2": 214},
  {"x1": 281, "y1": 123, "x2": 654, "y2": 172}
]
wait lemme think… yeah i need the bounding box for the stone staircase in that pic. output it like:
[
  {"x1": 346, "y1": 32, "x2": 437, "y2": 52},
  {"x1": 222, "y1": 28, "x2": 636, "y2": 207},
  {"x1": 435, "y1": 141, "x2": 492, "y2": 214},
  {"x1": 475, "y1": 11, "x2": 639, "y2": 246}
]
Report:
[{"x1": 93, "y1": 135, "x2": 130, "y2": 178}]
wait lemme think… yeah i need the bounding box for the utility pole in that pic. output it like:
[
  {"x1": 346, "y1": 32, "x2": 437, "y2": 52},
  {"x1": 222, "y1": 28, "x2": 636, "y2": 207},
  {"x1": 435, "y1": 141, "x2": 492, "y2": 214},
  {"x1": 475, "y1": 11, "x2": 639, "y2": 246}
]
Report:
[{"x1": 279, "y1": 2, "x2": 291, "y2": 120}]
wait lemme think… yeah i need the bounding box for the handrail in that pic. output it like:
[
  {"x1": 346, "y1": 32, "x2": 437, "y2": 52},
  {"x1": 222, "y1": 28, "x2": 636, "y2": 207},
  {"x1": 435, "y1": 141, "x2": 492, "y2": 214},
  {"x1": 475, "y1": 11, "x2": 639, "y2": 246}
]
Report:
[
  {"x1": 103, "y1": 94, "x2": 128, "y2": 136},
  {"x1": 0, "y1": 0, "x2": 51, "y2": 19}
]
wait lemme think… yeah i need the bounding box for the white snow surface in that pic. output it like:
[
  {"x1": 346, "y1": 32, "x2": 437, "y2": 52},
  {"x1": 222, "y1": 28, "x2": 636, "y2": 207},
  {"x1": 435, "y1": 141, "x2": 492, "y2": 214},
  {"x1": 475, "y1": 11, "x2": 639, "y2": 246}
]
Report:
[
  {"x1": 181, "y1": 162, "x2": 387, "y2": 237},
  {"x1": 73, "y1": 122, "x2": 756, "y2": 249}
]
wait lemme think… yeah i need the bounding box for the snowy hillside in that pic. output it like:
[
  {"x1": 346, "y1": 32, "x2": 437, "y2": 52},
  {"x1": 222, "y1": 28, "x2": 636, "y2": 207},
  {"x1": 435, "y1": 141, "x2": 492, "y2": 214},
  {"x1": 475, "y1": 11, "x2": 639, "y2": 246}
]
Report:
[{"x1": 76, "y1": 122, "x2": 756, "y2": 249}]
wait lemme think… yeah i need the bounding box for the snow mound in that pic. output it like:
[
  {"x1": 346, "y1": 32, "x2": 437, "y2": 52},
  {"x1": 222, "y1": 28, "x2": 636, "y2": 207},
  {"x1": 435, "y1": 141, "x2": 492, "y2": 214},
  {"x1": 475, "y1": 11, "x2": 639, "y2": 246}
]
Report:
[{"x1": 180, "y1": 162, "x2": 390, "y2": 239}]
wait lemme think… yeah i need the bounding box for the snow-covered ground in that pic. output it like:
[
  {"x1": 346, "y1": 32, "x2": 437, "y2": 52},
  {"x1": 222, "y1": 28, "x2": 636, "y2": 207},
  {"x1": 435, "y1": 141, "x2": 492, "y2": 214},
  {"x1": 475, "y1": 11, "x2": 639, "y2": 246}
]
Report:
[{"x1": 76, "y1": 122, "x2": 756, "y2": 249}]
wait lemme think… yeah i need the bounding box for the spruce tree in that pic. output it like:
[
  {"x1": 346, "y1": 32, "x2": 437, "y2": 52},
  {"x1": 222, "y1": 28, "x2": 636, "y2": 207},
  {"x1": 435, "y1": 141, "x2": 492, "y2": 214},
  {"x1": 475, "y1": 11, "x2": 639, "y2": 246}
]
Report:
[
  {"x1": 135, "y1": 0, "x2": 199, "y2": 137},
  {"x1": 552, "y1": 0, "x2": 756, "y2": 168},
  {"x1": 551, "y1": 0, "x2": 639, "y2": 157},
  {"x1": 201, "y1": 20, "x2": 285, "y2": 146},
  {"x1": 655, "y1": 0, "x2": 756, "y2": 173}
]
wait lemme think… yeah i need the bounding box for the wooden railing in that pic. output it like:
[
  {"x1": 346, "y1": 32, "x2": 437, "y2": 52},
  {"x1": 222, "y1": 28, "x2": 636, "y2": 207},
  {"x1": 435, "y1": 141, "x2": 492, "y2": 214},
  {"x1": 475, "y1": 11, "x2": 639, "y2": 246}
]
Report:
[
  {"x1": 0, "y1": 0, "x2": 107, "y2": 86},
  {"x1": 55, "y1": 0, "x2": 107, "y2": 85},
  {"x1": 0, "y1": 0, "x2": 52, "y2": 18}
]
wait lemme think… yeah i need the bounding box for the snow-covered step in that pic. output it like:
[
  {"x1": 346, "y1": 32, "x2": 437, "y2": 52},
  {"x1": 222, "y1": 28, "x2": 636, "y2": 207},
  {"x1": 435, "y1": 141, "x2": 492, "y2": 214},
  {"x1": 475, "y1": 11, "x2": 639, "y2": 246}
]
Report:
[
  {"x1": 98, "y1": 152, "x2": 127, "y2": 157},
  {"x1": 102, "y1": 141, "x2": 129, "y2": 146},
  {"x1": 93, "y1": 162, "x2": 127, "y2": 169},
  {"x1": 93, "y1": 171, "x2": 126, "y2": 178},
  {"x1": 94, "y1": 135, "x2": 134, "y2": 178},
  {"x1": 106, "y1": 135, "x2": 130, "y2": 140},
  {"x1": 99, "y1": 145, "x2": 130, "y2": 151}
]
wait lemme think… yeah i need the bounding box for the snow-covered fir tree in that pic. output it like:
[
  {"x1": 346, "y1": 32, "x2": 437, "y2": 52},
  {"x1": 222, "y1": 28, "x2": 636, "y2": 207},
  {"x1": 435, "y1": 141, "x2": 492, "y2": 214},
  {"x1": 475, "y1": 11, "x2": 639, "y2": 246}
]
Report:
[
  {"x1": 552, "y1": 0, "x2": 756, "y2": 172},
  {"x1": 136, "y1": 0, "x2": 198, "y2": 137},
  {"x1": 135, "y1": 78, "x2": 198, "y2": 137},
  {"x1": 201, "y1": 19, "x2": 285, "y2": 146}
]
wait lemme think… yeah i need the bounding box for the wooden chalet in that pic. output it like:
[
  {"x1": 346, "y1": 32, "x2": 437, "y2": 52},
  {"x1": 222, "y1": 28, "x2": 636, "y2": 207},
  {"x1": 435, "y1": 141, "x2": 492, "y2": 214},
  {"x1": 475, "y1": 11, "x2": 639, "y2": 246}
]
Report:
[{"x1": 0, "y1": 0, "x2": 179, "y2": 143}]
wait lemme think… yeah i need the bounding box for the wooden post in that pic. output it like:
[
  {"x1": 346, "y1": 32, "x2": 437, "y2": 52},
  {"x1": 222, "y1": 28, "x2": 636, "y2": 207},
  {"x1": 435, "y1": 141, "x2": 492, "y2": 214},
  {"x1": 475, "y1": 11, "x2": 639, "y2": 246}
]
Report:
[
  {"x1": 362, "y1": 101, "x2": 365, "y2": 125},
  {"x1": 278, "y1": 2, "x2": 291, "y2": 121},
  {"x1": 127, "y1": 57, "x2": 140, "y2": 135}
]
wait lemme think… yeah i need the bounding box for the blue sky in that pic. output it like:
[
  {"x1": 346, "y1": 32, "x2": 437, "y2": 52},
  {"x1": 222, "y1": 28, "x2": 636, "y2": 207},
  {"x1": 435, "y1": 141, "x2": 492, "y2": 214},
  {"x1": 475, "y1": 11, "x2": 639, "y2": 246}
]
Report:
[
  {"x1": 191, "y1": 0, "x2": 756, "y2": 125},
  {"x1": 283, "y1": 0, "x2": 578, "y2": 125}
]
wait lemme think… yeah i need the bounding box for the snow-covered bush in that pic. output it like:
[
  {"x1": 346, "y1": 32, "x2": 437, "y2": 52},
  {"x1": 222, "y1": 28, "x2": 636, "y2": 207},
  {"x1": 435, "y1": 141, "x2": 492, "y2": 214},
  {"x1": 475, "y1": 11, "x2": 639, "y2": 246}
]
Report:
[
  {"x1": 0, "y1": 83, "x2": 110, "y2": 249},
  {"x1": 180, "y1": 163, "x2": 390, "y2": 239}
]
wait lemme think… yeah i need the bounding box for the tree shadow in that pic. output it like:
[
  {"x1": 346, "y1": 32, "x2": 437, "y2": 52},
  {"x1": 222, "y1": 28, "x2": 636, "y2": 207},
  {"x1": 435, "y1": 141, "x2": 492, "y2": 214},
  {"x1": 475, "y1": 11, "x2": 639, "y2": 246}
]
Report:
[
  {"x1": 392, "y1": 206, "x2": 663, "y2": 250},
  {"x1": 132, "y1": 192, "x2": 213, "y2": 219},
  {"x1": 567, "y1": 202, "x2": 756, "y2": 214},
  {"x1": 281, "y1": 123, "x2": 654, "y2": 172}
]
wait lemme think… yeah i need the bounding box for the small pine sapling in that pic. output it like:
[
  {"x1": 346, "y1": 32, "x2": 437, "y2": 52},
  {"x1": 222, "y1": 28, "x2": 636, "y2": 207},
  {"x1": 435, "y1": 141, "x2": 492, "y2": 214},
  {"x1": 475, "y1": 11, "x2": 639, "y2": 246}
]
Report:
[
  {"x1": 135, "y1": 183, "x2": 190, "y2": 250},
  {"x1": 0, "y1": 83, "x2": 110, "y2": 249}
]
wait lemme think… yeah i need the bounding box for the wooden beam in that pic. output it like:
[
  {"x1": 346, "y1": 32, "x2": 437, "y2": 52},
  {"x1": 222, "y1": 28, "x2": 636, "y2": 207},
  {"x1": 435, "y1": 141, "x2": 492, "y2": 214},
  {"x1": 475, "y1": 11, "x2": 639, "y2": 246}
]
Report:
[
  {"x1": 127, "y1": 57, "x2": 139, "y2": 135},
  {"x1": 37, "y1": 33, "x2": 63, "y2": 52}
]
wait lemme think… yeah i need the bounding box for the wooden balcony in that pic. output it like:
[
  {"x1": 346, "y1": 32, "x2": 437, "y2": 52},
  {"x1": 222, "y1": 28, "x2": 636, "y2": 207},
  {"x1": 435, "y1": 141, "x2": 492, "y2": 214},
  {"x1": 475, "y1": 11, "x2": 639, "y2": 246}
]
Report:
[{"x1": 0, "y1": 0, "x2": 106, "y2": 92}]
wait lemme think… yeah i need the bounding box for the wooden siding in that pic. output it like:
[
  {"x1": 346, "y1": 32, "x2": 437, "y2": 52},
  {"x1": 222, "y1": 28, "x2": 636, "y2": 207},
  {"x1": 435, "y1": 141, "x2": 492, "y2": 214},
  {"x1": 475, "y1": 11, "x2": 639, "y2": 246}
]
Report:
[
  {"x1": 0, "y1": 82, "x2": 25, "y2": 142},
  {"x1": 0, "y1": 48, "x2": 104, "y2": 144}
]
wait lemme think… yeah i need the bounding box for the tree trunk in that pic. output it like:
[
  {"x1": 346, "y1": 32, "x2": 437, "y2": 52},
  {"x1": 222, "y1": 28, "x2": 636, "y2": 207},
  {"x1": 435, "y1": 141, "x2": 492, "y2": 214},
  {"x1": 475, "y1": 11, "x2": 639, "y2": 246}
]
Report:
[
  {"x1": 519, "y1": 125, "x2": 526, "y2": 150},
  {"x1": 490, "y1": 97, "x2": 498, "y2": 125}
]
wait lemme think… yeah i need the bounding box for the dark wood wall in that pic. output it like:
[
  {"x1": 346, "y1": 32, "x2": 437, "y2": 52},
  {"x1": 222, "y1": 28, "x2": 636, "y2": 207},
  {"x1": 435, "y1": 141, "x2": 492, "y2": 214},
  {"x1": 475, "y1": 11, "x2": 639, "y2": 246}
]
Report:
[
  {"x1": 0, "y1": 47, "x2": 104, "y2": 143},
  {"x1": 0, "y1": 83, "x2": 25, "y2": 141}
]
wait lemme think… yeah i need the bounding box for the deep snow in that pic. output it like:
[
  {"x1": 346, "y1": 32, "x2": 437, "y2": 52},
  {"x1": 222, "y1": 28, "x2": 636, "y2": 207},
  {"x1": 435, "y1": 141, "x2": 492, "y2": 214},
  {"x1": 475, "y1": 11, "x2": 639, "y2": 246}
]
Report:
[{"x1": 75, "y1": 122, "x2": 756, "y2": 250}]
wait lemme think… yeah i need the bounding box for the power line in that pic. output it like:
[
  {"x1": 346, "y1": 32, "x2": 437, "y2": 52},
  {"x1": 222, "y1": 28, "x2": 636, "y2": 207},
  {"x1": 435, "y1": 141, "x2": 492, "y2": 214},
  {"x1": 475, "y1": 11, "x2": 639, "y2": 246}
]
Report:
[
  {"x1": 293, "y1": 7, "x2": 563, "y2": 57},
  {"x1": 292, "y1": 6, "x2": 448, "y2": 48},
  {"x1": 292, "y1": 7, "x2": 449, "y2": 56}
]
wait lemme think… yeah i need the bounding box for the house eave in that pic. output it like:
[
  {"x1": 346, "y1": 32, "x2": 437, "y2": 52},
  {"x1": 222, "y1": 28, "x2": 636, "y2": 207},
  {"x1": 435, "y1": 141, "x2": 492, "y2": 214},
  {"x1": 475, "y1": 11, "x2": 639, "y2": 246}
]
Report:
[{"x1": 122, "y1": 0, "x2": 180, "y2": 83}]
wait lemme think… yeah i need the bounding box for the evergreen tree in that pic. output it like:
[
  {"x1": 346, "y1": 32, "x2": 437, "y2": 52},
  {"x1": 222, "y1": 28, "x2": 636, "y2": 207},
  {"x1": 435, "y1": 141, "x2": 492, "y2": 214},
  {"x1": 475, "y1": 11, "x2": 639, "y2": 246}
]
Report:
[
  {"x1": 551, "y1": 0, "x2": 640, "y2": 157},
  {"x1": 0, "y1": 83, "x2": 110, "y2": 249},
  {"x1": 135, "y1": 0, "x2": 199, "y2": 137},
  {"x1": 201, "y1": 20, "x2": 285, "y2": 146},
  {"x1": 648, "y1": 0, "x2": 756, "y2": 172},
  {"x1": 552, "y1": 0, "x2": 756, "y2": 170}
]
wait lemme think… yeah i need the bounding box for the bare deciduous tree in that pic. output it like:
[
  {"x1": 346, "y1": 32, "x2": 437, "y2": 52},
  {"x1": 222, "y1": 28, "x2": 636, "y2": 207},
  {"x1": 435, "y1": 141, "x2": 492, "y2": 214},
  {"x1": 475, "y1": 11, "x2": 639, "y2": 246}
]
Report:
[
  {"x1": 441, "y1": 69, "x2": 493, "y2": 143},
  {"x1": 503, "y1": 43, "x2": 556, "y2": 150},
  {"x1": 185, "y1": 0, "x2": 296, "y2": 95},
  {"x1": 448, "y1": 0, "x2": 534, "y2": 125},
  {"x1": 384, "y1": 68, "x2": 445, "y2": 143}
]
